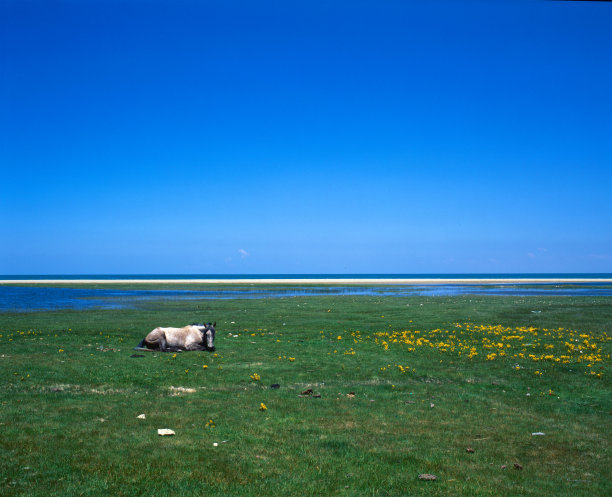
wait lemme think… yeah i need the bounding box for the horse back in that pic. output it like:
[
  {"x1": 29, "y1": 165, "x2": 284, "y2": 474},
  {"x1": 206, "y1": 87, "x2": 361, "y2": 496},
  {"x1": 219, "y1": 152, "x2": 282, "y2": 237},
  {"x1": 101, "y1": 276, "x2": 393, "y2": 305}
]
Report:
[{"x1": 163, "y1": 326, "x2": 201, "y2": 348}]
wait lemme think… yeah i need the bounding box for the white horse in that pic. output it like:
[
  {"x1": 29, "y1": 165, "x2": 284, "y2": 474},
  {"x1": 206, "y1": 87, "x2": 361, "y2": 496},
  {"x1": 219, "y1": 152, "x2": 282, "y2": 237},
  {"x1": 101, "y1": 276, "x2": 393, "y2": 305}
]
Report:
[{"x1": 135, "y1": 322, "x2": 216, "y2": 352}]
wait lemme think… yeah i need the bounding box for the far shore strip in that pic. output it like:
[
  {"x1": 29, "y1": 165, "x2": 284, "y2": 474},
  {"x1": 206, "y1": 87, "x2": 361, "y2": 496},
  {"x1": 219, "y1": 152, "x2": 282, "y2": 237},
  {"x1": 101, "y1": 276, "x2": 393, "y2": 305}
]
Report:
[{"x1": 1, "y1": 278, "x2": 611, "y2": 285}]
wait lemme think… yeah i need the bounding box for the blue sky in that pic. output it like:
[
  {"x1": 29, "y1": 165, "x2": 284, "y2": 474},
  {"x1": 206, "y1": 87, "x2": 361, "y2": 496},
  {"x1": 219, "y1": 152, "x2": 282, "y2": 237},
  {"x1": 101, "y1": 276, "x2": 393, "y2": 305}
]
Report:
[{"x1": 1, "y1": 0, "x2": 611, "y2": 275}]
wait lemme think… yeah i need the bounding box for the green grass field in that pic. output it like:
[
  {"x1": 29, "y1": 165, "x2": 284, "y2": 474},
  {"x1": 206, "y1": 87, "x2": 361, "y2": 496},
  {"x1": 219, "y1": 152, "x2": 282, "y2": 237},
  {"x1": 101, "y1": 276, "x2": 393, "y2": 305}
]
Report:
[{"x1": 1, "y1": 290, "x2": 610, "y2": 496}]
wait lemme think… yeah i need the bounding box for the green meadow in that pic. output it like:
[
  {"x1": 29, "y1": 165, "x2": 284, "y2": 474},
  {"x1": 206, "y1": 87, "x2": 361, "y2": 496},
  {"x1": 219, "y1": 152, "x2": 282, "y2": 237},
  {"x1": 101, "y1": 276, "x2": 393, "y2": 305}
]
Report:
[{"x1": 1, "y1": 290, "x2": 610, "y2": 496}]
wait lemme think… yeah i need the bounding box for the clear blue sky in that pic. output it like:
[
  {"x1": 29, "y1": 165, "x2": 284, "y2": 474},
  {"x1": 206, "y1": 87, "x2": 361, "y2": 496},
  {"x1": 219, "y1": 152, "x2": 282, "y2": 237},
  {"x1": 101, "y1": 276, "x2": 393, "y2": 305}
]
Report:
[{"x1": 1, "y1": 0, "x2": 611, "y2": 275}]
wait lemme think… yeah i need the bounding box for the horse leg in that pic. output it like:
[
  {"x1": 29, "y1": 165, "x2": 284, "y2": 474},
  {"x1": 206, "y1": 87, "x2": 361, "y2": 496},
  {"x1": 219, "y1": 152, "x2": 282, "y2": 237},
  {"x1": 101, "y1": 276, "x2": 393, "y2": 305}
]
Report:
[
  {"x1": 160, "y1": 335, "x2": 186, "y2": 353},
  {"x1": 186, "y1": 342, "x2": 206, "y2": 351},
  {"x1": 159, "y1": 334, "x2": 168, "y2": 352}
]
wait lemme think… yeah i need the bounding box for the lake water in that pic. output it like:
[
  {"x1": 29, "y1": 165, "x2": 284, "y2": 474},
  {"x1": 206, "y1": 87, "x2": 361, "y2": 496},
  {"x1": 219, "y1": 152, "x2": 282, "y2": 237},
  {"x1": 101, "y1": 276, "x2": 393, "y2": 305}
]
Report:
[
  {"x1": 2, "y1": 273, "x2": 612, "y2": 280},
  {"x1": 1, "y1": 283, "x2": 611, "y2": 312}
]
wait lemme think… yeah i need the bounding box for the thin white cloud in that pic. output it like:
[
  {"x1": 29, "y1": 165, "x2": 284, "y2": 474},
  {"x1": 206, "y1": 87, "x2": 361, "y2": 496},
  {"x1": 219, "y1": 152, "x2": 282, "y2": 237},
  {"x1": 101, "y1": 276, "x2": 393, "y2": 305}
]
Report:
[{"x1": 238, "y1": 249, "x2": 250, "y2": 258}]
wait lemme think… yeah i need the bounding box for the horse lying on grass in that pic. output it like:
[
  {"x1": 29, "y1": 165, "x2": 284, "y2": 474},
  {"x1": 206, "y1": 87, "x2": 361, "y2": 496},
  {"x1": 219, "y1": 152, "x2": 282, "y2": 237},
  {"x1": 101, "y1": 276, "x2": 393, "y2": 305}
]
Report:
[{"x1": 134, "y1": 322, "x2": 216, "y2": 352}]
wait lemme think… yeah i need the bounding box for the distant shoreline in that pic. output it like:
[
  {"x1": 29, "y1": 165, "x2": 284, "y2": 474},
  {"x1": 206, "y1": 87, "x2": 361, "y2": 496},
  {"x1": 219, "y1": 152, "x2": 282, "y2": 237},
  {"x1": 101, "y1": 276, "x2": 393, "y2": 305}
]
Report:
[{"x1": 1, "y1": 278, "x2": 611, "y2": 285}]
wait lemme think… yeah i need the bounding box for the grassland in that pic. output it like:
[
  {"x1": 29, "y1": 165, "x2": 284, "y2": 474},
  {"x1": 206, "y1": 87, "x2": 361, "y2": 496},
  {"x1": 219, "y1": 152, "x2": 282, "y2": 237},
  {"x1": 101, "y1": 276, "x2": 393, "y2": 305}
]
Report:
[{"x1": 1, "y1": 291, "x2": 610, "y2": 496}]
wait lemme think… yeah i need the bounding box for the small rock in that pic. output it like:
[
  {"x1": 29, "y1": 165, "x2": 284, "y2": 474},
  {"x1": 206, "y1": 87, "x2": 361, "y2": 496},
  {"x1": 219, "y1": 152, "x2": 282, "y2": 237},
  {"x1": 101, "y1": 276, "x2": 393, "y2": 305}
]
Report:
[
  {"x1": 213, "y1": 442, "x2": 219, "y2": 447},
  {"x1": 514, "y1": 463, "x2": 523, "y2": 470},
  {"x1": 418, "y1": 473, "x2": 437, "y2": 481},
  {"x1": 270, "y1": 384, "x2": 280, "y2": 389},
  {"x1": 158, "y1": 429, "x2": 175, "y2": 436},
  {"x1": 137, "y1": 414, "x2": 146, "y2": 419},
  {"x1": 430, "y1": 403, "x2": 435, "y2": 408},
  {"x1": 531, "y1": 432, "x2": 545, "y2": 436}
]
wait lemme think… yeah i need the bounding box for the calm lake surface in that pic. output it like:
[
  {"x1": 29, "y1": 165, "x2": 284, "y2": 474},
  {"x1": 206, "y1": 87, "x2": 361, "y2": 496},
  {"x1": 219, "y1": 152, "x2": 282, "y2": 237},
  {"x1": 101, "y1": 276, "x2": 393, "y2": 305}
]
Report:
[
  {"x1": 3, "y1": 273, "x2": 612, "y2": 280},
  {"x1": 1, "y1": 283, "x2": 611, "y2": 312}
]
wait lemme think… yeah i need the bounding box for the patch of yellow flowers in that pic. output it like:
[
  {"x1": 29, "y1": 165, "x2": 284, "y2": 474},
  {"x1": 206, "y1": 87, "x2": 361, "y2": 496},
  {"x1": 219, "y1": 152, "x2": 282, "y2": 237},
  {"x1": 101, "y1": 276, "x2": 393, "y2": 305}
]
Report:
[{"x1": 348, "y1": 323, "x2": 610, "y2": 377}]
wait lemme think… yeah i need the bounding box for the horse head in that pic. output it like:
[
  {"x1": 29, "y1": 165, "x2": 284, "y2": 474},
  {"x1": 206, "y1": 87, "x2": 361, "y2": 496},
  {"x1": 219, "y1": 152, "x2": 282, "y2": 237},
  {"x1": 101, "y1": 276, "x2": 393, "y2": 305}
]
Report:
[
  {"x1": 201, "y1": 322, "x2": 216, "y2": 351},
  {"x1": 190, "y1": 322, "x2": 216, "y2": 351}
]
